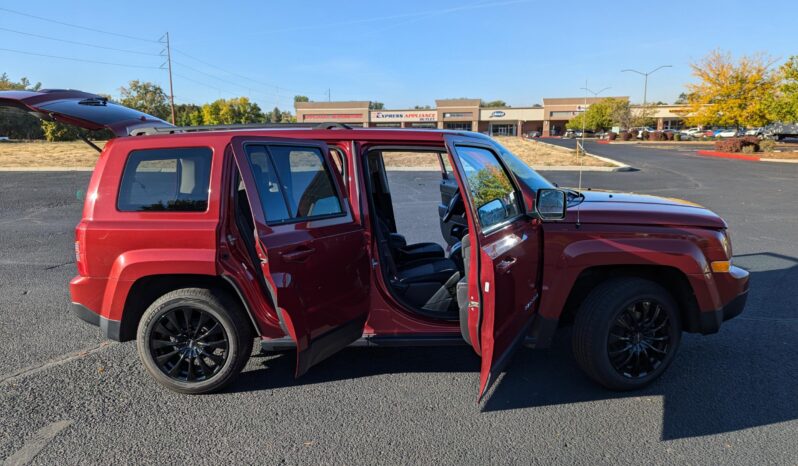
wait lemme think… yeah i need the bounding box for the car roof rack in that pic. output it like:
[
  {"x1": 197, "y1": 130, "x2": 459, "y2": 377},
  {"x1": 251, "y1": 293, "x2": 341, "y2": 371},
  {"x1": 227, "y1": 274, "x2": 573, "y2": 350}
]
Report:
[{"x1": 130, "y1": 121, "x2": 355, "y2": 136}]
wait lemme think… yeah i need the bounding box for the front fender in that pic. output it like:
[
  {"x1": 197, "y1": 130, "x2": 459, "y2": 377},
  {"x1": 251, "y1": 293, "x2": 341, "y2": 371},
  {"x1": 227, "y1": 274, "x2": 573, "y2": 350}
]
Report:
[
  {"x1": 100, "y1": 248, "x2": 217, "y2": 321},
  {"x1": 539, "y1": 235, "x2": 715, "y2": 320}
]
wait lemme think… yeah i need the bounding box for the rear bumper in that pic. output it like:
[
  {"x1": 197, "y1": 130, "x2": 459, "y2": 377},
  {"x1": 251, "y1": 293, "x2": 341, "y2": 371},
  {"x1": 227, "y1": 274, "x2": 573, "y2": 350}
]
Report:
[{"x1": 71, "y1": 302, "x2": 121, "y2": 341}]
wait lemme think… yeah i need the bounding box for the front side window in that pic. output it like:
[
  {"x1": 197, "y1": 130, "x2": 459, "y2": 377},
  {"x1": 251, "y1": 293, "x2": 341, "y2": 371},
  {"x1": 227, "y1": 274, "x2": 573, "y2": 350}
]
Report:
[
  {"x1": 454, "y1": 146, "x2": 521, "y2": 231},
  {"x1": 118, "y1": 147, "x2": 212, "y2": 212},
  {"x1": 246, "y1": 144, "x2": 343, "y2": 224}
]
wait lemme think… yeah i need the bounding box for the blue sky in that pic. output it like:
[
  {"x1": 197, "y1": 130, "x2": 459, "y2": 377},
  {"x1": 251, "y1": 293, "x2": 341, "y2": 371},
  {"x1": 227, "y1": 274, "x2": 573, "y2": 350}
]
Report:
[{"x1": 1, "y1": 1, "x2": 796, "y2": 111}]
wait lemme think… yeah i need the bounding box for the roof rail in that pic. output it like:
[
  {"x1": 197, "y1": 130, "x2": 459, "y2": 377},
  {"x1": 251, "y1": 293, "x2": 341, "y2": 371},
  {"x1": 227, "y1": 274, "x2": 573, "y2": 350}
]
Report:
[{"x1": 129, "y1": 121, "x2": 358, "y2": 136}]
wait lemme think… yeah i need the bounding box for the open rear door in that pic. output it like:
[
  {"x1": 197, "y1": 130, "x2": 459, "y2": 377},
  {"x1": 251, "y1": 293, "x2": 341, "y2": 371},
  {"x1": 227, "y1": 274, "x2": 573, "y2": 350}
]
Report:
[
  {"x1": 0, "y1": 89, "x2": 172, "y2": 136},
  {"x1": 445, "y1": 136, "x2": 542, "y2": 401},
  {"x1": 230, "y1": 136, "x2": 371, "y2": 376}
]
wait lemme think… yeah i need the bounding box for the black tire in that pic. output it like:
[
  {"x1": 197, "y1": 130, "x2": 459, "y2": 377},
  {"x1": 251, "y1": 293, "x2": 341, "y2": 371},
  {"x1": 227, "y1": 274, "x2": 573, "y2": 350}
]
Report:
[
  {"x1": 136, "y1": 287, "x2": 253, "y2": 394},
  {"x1": 572, "y1": 278, "x2": 681, "y2": 391}
]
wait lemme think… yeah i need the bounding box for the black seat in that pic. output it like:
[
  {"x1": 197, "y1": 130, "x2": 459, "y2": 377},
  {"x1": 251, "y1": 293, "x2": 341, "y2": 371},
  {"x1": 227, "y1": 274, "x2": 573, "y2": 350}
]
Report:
[{"x1": 378, "y1": 217, "x2": 445, "y2": 264}]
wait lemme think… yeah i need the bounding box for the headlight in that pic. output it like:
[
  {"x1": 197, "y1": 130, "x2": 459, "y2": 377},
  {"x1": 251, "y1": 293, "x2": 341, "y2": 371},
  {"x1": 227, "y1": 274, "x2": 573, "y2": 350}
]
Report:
[{"x1": 719, "y1": 230, "x2": 732, "y2": 259}]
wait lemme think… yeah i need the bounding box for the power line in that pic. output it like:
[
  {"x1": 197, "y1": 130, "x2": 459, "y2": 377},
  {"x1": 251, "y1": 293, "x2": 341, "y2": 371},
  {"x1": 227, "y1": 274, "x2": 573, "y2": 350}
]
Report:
[
  {"x1": 0, "y1": 26, "x2": 160, "y2": 56},
  {"x1": 0, "y1": 7, "x2": 159, "y2": 43},
  {"x1": 0, "y1": 47, "x2": 161, "y2": 69}
]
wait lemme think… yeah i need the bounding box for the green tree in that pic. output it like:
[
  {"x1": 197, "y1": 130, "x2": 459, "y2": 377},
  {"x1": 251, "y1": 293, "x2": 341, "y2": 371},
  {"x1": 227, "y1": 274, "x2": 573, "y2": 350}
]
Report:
[
  {"x1": 481, "y1": 100, "x2": 507, "y2": 108},
  {"x1": 119, "y1": 80, "x2": 170, "y2": 120},
  {"x1": 269, "y1": 106, "x2": 283, "y2": 123},
  {"x1": 467, "y1": 166, "x2": 514, "y2": 209},
  {"x1": 41, "y1": 120, "x2": 82, "y2": 141},
  {"x1": 201, "y1": 97, "x2": 264, "y2": 125},
  {"x1": 566, "y1": 98, "x2": 628, "y2": 131},
  {"x1": 766, "y1": 56, "x2": 798, "y2": 123},
  {"x1": 686, "y1": 50, "x2": 777, "y2": 128},
  {"x1": 175, "y1": 104, "x2": 204, "y2": 126},
  {"x1": 370, "y1": 102, "x2": 385, "y2": 110},
  {"x1": 294, "y1": 95, "x2": 310, "y2": 103},
  {"x1": 0, "y1": 73, "x2": 44, "y2": 139}
]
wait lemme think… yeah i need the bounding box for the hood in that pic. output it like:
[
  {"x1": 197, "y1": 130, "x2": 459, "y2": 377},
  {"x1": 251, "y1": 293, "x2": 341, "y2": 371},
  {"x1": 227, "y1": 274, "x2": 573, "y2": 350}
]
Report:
[
  {"x1": 563, "y1": 190, "x2": 727, "y2": 229},
  {"x1": 0, "y1": 89, "x2": 173, "y2": 137}
]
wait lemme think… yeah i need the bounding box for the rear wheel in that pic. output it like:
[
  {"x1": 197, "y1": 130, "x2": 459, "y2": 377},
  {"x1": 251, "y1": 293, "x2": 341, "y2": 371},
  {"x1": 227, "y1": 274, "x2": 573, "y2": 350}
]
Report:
[
  {"x1": 136, "y1": 288, "x2": 253, "y2": 394},
  {"x1": 572, "y1": 278, "x2": 681, "y2": 391}
]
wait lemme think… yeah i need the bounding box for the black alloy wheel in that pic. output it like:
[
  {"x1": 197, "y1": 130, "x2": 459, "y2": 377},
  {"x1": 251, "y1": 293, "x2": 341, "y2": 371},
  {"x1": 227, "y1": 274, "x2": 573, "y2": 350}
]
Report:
[
  {"x1": 607, "y1": 299, "x2": 673, "y2": 379},
  {"x1": 149, "y1": 307, "x2": 230, "y2": 382}
]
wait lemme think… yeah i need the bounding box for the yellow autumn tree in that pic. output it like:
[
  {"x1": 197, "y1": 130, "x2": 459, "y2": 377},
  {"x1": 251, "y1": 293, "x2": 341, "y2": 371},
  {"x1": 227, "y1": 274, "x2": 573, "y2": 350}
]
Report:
[{"x1": 686, "y1": 50, "x2": 778, "y2": 129}]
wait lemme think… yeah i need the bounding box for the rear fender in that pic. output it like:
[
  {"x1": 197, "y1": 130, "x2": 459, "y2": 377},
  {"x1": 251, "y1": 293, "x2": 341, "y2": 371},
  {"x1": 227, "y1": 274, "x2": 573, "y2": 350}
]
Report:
[
  {"x1": 100, "y1": 249, "x2": 216, "y2": 321},
  {"x1": 539, "y1": 237, "x2": 718, "y2": 320}
]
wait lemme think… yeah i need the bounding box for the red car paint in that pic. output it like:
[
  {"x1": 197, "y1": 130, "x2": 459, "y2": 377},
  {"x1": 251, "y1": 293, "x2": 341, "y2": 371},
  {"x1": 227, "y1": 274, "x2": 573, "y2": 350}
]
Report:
[{"x1": 0, "y1": 90, "x2": 749, "y2": 398}]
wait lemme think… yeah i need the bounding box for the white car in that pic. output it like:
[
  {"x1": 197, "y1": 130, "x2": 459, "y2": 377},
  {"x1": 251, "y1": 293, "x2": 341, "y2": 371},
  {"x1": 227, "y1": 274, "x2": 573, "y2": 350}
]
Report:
[
  {"x1": 716, "y1": 129, "x2": 740, "y2": 138},
  {"x1": 681, "y1": 128, "x2": 704, "y2": 138},
  {"x1": 0, "y1": 136, "x2": 9, "y2": 142}
]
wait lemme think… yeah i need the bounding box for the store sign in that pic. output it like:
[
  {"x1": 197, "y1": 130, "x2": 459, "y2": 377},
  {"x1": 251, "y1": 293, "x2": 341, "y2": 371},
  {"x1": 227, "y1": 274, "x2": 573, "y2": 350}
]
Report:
[
  {"x1": 575, "y1": 104, "x2": 590, "y2": 112},
  {"x1": 490, "y1": 111, "x2": 506, "y2": 118},
  {"x1": 443, "y1": 112, "x2": 472, "y2": 119},
  {"x1": 372, "y1": 111, "x2": 437, "y2": 122},
  {"x1": 303, "y1": 113, "x2": 363, "y2": 120}
]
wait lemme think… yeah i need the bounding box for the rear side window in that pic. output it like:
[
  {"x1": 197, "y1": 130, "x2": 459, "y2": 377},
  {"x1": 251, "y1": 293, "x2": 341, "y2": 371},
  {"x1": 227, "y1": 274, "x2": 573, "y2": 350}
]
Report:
[
  {"x1": 118, "y1": 148, "x2": 212, "y2": 212},
  {"x1": 246, "y1": 144, "x2": 343, "y2": 224}
]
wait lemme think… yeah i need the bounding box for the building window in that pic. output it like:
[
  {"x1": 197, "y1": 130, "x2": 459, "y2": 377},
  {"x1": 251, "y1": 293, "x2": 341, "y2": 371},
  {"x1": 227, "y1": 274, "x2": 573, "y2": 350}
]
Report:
[
  {"x1": 490, "y1": 124, "x2": 516, "y2": 136},
  {"x1": 409, "y1": 122, "x2": 436, "y2": 129},
  {"x1": 444, "y1": 122, "x2": 473, "y2": 131},
  {"x1": 374, "y1": 123, "x2": 401, "y2": 128}
]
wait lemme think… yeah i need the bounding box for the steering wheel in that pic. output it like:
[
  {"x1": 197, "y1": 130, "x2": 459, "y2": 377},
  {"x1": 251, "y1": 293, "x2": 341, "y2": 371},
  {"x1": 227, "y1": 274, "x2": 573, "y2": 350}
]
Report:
[{"x1": 442, "y1": 191, "x2": 464, "y2": 223}]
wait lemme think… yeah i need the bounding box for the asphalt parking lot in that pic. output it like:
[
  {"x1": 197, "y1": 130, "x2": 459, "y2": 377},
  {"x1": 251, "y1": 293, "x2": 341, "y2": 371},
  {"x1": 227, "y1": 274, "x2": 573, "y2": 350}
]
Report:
[{"x1": 1, "y1": 142, "x2": 797, "y2": 465}]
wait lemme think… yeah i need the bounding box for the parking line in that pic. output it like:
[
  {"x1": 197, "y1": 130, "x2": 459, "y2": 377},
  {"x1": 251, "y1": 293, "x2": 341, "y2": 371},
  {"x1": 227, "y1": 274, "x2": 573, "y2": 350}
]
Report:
[{"x1": 3, "y1": 420, "x2": 72, "y2": 466}]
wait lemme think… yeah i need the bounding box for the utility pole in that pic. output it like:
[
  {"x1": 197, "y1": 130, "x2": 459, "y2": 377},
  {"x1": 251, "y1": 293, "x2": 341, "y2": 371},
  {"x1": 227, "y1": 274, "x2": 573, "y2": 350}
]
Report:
[
  {"x1": 160, "y1": 32, "x2": 176, "y2": 125},
  {"x1": 577, "y1": 82, "x2": 611, "y2": 191},
  {"x1": 621, "y1": 65, "x2": 671, "y2": 124}
]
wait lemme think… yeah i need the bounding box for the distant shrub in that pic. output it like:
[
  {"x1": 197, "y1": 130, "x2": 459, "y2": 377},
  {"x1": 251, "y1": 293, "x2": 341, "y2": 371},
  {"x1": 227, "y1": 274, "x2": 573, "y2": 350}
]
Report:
[
  {"x1": 648, "y1": 131, "x2": 659, "y2": 141},
  {"x1": 666, "y1": 131, "x2": 675, "y2": 141},
  {"x1": 608, "y1": 132, "x2": 618, "y2": 141},
  {"x1": 621, "y1": 131, "x2": 632, "y2": 141},
  {"x1": 714, "y1": 137, "x2": 759, "y2": 153},
  {"x1": 674, "y1": 133, "x2": 682, "y2": 141},
  {"x1": 641, "y1": 130, "x2": 649, "y2": 140},
  {"x1": 759, "y1": 139, "x2": 777, "y2": 152}
]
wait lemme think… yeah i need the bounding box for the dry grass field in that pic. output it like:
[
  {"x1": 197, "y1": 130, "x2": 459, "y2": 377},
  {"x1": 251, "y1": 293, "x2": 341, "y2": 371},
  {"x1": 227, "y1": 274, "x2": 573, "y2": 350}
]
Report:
[{"x1": 0, "y1": 136, "x2": 612, "y2": 169}]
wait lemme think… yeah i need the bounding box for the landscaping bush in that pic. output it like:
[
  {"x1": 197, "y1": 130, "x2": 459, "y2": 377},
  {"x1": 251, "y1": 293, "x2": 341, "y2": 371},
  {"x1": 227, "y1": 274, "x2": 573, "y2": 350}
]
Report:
[
  {"x1": 666, "y1": 131, "x2": 675, "y2": 141},
  {"x1": 741, "y1": 145, "x2": 756, "y2": 154},
  {"x1": 759, "y1": 139, "x2": 777, "y2": 152},
  {"x1": 674, "y1": 133, "x2": 682, "y2": 141},
  {"x1": 608, "y1": 132, "x2": 617, "y2": 141},
  {"x1": 714, "y1": 137, "x2": 759, "y2": 153},
  {"x1": 641, "y1": 130, "x2": 649, "y2": 140},
  {"x1": 621, "y1": 131, "x2": 632, "y2": 141},
  {"x1": 648, "y1": 131, "x2": 659, "y2": 141}
]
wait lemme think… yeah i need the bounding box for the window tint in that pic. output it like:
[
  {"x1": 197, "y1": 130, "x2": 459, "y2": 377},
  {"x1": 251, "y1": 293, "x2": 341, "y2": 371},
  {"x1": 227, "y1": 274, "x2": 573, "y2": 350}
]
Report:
[
  {"x1": 246, "y1": 145, "x2": 343, "y2": 224},
  {"x1": 454, "y1": 146, "x2": 521, "y2": 231},
  {"x1": 118, "y1": 147, "x2": 211, "y2": 212}
]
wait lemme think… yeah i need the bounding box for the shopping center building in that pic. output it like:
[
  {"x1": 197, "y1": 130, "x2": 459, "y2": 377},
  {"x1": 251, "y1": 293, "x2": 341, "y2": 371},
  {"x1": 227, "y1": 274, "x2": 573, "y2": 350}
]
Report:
[{"x1": 295, "y1": 97, "x2": 689, "y2": 136}]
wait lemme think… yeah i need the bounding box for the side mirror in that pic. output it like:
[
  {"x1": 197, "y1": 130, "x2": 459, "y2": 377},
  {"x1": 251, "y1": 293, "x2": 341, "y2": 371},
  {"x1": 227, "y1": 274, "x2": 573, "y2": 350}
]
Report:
[{"x1": 535, "y1": 188, "x2": 567, "y2": 220}]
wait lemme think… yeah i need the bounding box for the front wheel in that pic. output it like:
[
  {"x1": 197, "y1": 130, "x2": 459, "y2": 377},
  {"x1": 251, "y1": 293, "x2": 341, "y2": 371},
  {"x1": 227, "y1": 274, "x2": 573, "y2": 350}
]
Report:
[
  {"x1": 572, "y1": 278, "x2": 681, "y2": 391},
  {"x1": 136, "y1": 287, "x2": 253, "y2": 394}
]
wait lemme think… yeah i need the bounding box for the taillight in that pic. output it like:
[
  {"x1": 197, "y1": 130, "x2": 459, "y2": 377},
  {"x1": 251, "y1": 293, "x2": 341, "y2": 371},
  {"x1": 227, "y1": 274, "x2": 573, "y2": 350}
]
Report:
[{"x1": 75, "y1": 223, "x2": 88, "y2": 276}]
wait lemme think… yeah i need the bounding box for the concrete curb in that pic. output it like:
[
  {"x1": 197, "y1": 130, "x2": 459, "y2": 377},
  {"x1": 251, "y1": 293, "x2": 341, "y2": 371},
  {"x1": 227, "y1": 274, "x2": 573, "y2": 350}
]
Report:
[
  {"x1": 532, "y1": 139, "x2": 634, "y2": 172},
  {"x1": 695, "y1": 150, "x2": 798, "y2": 163},
  {"x1": 0, "y1": 167, "x2": 94, "y2": 172}
]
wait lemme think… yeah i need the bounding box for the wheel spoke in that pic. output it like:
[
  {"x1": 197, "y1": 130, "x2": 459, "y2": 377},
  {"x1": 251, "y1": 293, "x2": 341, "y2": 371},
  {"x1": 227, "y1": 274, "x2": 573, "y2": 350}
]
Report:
[
  {"x1": 151, "y1": 339, "x2": 176, "y2": 350},
  {"x1": 165, "y1": 312, "x2": 183, "y2": 334},
  {"x1": 196, "y1": 354, "x2": 214, "y2": 378},
  {"x1": 193, "y1": 313, "x2": 209, "y2": 339},
  {"x1": 607, "y1": 298, "x2": 674, "y2": 379},
  {"x1": 198, "y1": 339, "x2": 227, "y2": 348},
  {"x1": 196, "y1": 322, "x2": 220, "y2": 341},
  {"x1": 168, "y1": 354, "x2": 186, "y2": 376},
  {"x1": 155, "y1": 349, "x2": 180, "y2": 362},
  {"x1": 186, "y1": 356, "x2": 195, "y2": 381},
  {"x1": 182, "y1": 308, "x2": 193, "y2": 336},
  {"x1": 609, "y1": 344, "x2": 633, "y2": 355},
  {"x1": 200, "y1": 349, "x2": 224, "y2": 366}
]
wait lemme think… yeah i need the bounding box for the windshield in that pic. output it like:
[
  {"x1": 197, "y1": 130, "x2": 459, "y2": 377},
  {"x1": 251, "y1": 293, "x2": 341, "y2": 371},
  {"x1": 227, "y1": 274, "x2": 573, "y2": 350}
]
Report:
[{"x1": 491, "y1": 140, "x2": 554, "y2": 193}]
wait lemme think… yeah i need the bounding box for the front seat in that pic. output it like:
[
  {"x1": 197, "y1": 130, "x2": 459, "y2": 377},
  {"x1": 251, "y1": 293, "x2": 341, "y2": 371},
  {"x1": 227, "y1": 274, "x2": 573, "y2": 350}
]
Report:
[{"x1": 377, "y1": 217, "x2": 445, "y2": 264}]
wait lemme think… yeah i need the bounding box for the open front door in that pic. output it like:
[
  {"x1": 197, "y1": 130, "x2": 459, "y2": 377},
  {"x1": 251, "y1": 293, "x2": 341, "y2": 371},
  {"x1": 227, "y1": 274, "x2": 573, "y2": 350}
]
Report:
[
  {"x1": 230, "y1": 136, "x2": 371, "y2": 376},
  {"x1": 446, "y1": 137, "x2": 542, "y2": 400}
]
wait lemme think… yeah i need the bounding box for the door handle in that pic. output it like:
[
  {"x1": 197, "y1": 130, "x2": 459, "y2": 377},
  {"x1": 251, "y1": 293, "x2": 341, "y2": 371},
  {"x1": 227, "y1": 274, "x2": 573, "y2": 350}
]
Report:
[
  {"x1": 281, "y1": 246, "x2": 315, "y2": 262},
  {"x1": 497, "y1": 256, "x2": 517, "y2": 274}
]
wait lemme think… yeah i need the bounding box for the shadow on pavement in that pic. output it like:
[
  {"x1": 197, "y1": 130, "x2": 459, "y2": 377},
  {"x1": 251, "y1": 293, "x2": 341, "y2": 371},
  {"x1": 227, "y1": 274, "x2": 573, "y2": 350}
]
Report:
[{"x1": 230, "y1": 253, "x2": 797, "y2": 441}]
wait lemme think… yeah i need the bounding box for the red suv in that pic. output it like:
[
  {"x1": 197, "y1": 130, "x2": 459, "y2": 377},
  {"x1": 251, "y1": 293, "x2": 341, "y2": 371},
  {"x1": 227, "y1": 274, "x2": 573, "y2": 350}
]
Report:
[{"x1": 1, "y1": 90, "x2": 749, "y2": 398}]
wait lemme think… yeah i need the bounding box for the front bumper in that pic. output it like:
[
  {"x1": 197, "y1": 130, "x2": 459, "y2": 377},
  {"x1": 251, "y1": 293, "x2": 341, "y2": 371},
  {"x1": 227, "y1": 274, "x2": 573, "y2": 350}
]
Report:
[
  {"x1": 697, "y1": 264, "x2": 749, "y2": 334},
  {"x1": 71, "y1": 302, "x2": 122, "y2": 341}
]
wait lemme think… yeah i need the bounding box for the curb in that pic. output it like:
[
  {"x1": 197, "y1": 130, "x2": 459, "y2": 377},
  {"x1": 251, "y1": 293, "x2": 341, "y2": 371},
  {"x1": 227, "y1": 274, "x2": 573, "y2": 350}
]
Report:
[
  {"x1": 695, "y1": 150, "x2": 798, "y2": 163},
  {"x1": 532, "y1": 139, "x2": 634, "y2": 172},
  {"x1": 0, "y1": 167, "x2": 94, "y2": 171}
]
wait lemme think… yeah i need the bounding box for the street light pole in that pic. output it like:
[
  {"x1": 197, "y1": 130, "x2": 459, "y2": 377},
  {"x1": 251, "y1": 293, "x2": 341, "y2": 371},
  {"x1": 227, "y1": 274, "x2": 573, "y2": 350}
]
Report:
[
  {"x1": 576, "y1": 82, "x2": 611, "y2": 192},
  {"x1": 621, "y1": 65, "x2": 671, "y2": 125}
]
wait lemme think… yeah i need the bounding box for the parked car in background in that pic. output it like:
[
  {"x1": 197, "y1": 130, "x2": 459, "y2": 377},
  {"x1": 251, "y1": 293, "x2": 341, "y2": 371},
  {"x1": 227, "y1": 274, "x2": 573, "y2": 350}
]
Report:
[
  {"x1": 629, "y1": 127, "x2": 656, "y2": 139},
  {"x1": 0, "y1": 136, "x2": 9, "y2": 142},
  {"x1": 680, "y1": 128, "x2": 704, "y2": 138},
  {"x1": 763, "y1": 122, "x2": 798, "y2": 141},
  {"x1": 715, "y1": 128, "x2": 740, "y2": 138},
  {"x1": 744, "y1": 128, "x2": 764, "y2": 138},
  {"x1": 523, "y1": 130, "x2": 541, "y2": 139}
]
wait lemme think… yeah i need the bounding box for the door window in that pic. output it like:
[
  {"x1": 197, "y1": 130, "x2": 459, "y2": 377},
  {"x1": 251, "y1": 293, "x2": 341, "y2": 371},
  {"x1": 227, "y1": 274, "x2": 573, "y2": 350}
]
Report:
[
  {"x1": 245, "y1": 144, "x2": 343, "y2": 224},
  {"x1": 454, "y1": 146, "x2": 521, "y2": 231}
]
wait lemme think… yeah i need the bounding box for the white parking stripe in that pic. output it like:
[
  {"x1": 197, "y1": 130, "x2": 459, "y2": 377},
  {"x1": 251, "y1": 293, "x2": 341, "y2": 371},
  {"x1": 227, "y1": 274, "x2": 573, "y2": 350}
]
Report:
[{"x1": 3, "y1": 420, "x2": 72, "y2": 466}]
